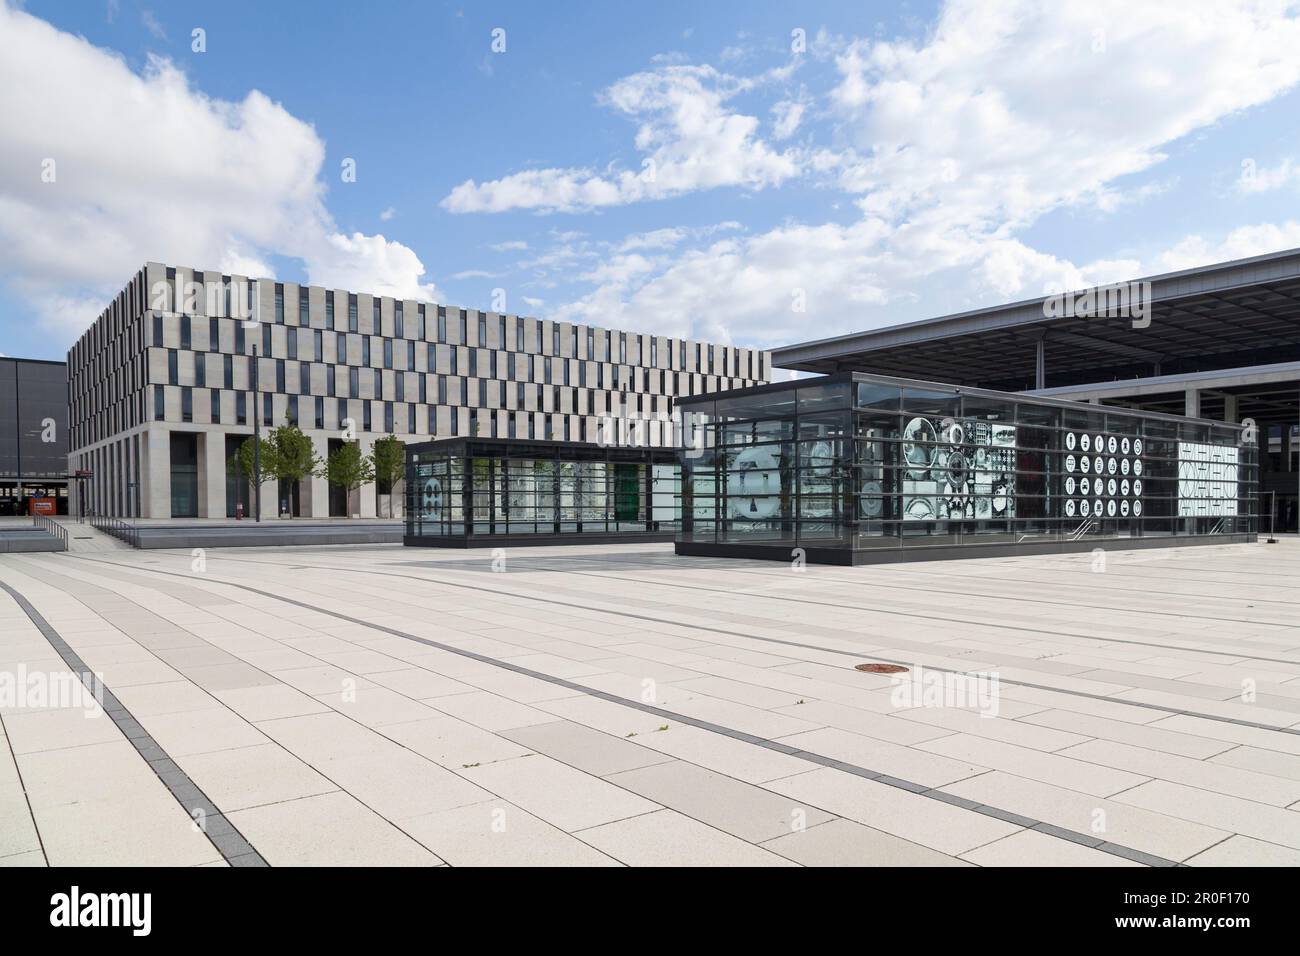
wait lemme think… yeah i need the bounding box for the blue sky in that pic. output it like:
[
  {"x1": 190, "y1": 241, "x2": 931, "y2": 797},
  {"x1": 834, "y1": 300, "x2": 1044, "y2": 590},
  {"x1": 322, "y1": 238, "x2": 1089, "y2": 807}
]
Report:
[{"x1": 3, "y1": 0, "x2": 1300, "y2": 363}]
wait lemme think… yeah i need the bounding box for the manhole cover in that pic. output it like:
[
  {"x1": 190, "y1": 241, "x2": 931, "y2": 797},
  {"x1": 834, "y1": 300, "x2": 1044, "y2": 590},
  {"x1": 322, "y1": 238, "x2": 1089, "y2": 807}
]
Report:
[{"x1": 855, "y1": 663, "x2": 909, "y2": 674}]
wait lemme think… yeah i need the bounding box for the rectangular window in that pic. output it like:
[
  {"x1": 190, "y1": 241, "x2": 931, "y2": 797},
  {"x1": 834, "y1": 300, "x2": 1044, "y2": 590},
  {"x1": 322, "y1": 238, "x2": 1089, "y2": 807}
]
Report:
[
  {"x1": 223, "y1": 355, "x2": 233, "y2": 389},
  {"x1": 235, "y1": 323, "x2": 245, "y2": 354},
  {"x1": 263, "y1": 395, "x2": 274, "y2": 427},
  {"x1": 417, "y1": 304, "x2": 426, "y2": 341},
  {"x1": 419, "y1": 374, "x2": 427, "y2": 404},
  {"x1": 336, "y1": 331, "x2": 346, "y2": 362},
  {"x1": 236, "y1": 392, "x2": 247, "y2": 425},
  {"x1": 154, "y1": 386, "x2": 165, "y2": 421},
  {"x1": 478, "y1": 380, "x2": 487, "y2": 406},
  {"x1": 152, "y1": 314, "x2": 163, "y2": 347},
  {"x1": 395, "y1": 370, "x2": 405, "y2": 399},
  {"x1": 553, "y1": 326, "x2": 560, "y2": 355},
  {"x1": 620, "y1": 334, "x2": 627, "y2": 364},
  {"x1": 437, "y1": 376, "x2": 446, "y2": 404},
  {"x1": 326, "y1": 365, "x2": 336, "y2": 397},
  {"x1": 478, "y1": 313, "x2": 487, "y2": 345},
  {"x1": 348, "y1": 294, "x2": 358, "y2": 332},
  {"x1": 210, "y1": 321, "x2": 219, "y2": 351},
  {"x1": 275, "y1": 360, "x2": 286, "y2": 392},
  {"x1": 408, "y1": 404, "x2": 416, "y2": 435},
  {"x1": 300, "y1": 363, "x2": 310, "y2": 395},
  {"x1": 313, "y1": 329, "x2": 323, "y2": 362},
  {"x1": 450, "y1": 348, "x2": 458, "y2": 375},
  {"x1": 287, "y1": 330, "x2": 298, "y2": 360},
  {"x1": 349, "y1": 367, "x2": 359, "y2": 399},
  {"x1": 469, "y1": 350, "x2": 477, "y2": 378},
  {"x1": 383, "y1": 338, "x2": 393, "y2": 369},
  {"x1": 181, "y1": 387, "x2": 193, "y2": 423},
  {"x1": 437, "y1": 310, "x2": 446, "y2": 342},
  {"x1": 459, "y1": 312, "x2": 467, "y2": 344},
  {"x1": 315, "y1": 397, "x2": 325, "y2": 430},
  {"x1": 180, "y1": 315, "x2": 192, "y2": 350},
  {"x1": 373, "y1": 299, "x2": 381, "y2": 329},
  {"x1": 287, "y1": 395, "x2": 298, "y2": 425},
  {"x1": 326, "y1": 293, "x2": 335, "y2": 327},
  {"x1": 362, "y1": 337, "x2": 371, "y2": 366},
  {"x1": 395, "y1": 303, "x2": 404, "y2": 339},
  {"x1": 167, "y1": 349, "x2": 178, "y2": 385},
  {"x1": 428, "y1": 405, "x2": 437, "y2": 435},
  {"x1": 363, "y1": 403, "x2": 372, "y2": 432},
  {"x1": 651, "y1": 338, "x2": 658, "y2": 366},
  {"x1": 195, "y1": 358, "x2": 206, "y2": 388},
  {"x1": 384, "y1": 402, "x2": 394, "y2": 433},
  {"x1": 274, "y1": 284, "x2": 284, "y2": 323},
  {"x1": 406, "y1": 340, "x2": 415, "y2": 371},
  {"x1": 515, "y1": 321, "x2": 523, "y2": 351},
  {"x1": 298, "y1": 288, "x2": 309, "y2": 325},
  {"x1": 210, "y1": 390, "x2": 221, "y2": 424},
  {"x1": 261, "y1": 323, "x2": 271, "y2": 357}
]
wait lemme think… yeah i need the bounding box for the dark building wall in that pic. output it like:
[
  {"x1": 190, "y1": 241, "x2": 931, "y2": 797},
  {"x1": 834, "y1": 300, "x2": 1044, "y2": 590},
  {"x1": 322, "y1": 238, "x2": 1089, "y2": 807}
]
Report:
[{"x1": 0, "y1": 358, "x2": 69, "y2": 480}]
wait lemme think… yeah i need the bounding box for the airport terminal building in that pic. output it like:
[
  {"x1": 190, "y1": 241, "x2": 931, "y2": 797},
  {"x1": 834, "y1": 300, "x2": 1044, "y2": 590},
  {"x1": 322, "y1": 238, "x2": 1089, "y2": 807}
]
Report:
[
  {"x1": 67, "y1": 262, "x2": 768, "y2": 520},
  {"x1": 0, "y1": 357, "x2": 69, "y2": 515}
]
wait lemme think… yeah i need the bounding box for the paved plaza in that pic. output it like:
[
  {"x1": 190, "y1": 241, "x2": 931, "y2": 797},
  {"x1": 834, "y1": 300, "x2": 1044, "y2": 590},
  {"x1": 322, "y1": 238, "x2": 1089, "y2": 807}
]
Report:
[{"x1": 2, "y1": 537, "x2": 1299, "y2": 867}]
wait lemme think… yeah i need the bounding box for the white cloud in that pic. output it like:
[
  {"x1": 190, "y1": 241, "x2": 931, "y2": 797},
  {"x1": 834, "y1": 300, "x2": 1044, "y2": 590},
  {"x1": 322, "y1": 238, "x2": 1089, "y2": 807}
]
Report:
[
  {"x1": 545, "y1": 0, "x2": 1300, "y2": 346},
  {"x1": 441, "y1": 64, "x2": 800, "y2": 213},
  {"x1": 0, "y1": 3, "x2": 441, "y2": 340},
  {"x1": 379, "y1": 206, "x2": 396, "y2": 221},
  {"x1": 139, "y1": 9, "x2": 165, "y2": 41},
  {"x1": 490, "y1": 239, "x2": 528, "y2": 251},
  {"x1": 1238, "y1": 157, "x2": 1300, "y2": 192},
  {"x1": 1155, "y1": 220, "x2": 1300, "y2": 272}
]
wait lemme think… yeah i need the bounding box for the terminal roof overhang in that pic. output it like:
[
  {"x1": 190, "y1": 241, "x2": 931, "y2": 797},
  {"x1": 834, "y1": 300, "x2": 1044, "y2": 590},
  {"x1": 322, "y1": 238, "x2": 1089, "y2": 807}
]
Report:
[{"x1": 772, "y1": 247, "x2": 1300, "y2": 394}]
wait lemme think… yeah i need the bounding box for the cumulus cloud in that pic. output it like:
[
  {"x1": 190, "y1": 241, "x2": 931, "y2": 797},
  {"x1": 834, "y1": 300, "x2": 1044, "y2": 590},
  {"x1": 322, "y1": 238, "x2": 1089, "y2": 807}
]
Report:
[
  {"x1": 0, "y1": 3, "x2": 440, "y2": 341},
  {"x1": 441, "y1": 64, "x2": 800, "y2": 213},
  {"x1": 543, "y1": 0, "x2": 1300, "y2": 346}
]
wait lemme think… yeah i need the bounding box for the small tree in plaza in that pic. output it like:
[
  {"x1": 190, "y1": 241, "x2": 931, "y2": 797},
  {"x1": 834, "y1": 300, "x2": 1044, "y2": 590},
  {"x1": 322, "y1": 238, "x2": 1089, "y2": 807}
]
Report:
[
  {"x1": 269, "y1": 420, "x2": 320, "y2": 517},
  {"x1": 371, "y1": 434, "x2": 406, "y2": 518},
  {"x1": 228, "y1": 436, "x2": 277, "y2": 515},
  {"x1": 318, "y1": 442, "x2": 374, "y2": 518}
]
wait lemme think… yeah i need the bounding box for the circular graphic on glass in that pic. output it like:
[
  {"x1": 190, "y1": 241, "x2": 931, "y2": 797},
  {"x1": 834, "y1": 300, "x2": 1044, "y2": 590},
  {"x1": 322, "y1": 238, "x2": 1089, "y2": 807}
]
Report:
[
  {"x1": 1080, "y1": 455, "x2": 1090, "y2": 473},
  {"x1": 421, "y1": 477, "x2": 443, "y2": 519},
  {"x1": 1121, "y1": 478, "x2": 1130, "y2": 496},
  {"x1": 1121, "y1": 458, "x2": 1130, "y2": 475},
  {"x1": 1094, "y1": 435, "x2": 1104, "y2": 453},
  {"x1": 1134, "y1": 500, "x2": 1143, "y2": 516},
  {"x1": 859, "y1": 481, "x2": 883, "y2": 518},
  {"x1": 1080, "y1": 499, "x2": 1091, "y2": 517},
  {"x1": 1080, "y1": 433, "x2": 1091, "y2": 452},
  {"x1": 1133, "y1": 459, "x2": 1143, "y2": 476},
  {"x1": 728, "y1": 445, "x2": 782, "y2": 519},
  {"x1": 1121, "y1": 500, "x2": 1130, "y2": 517},
  {"x1": 1081, "y1": 477, "x2": 1091, "y2": 496},
  {"x1": 1094, "y1": 456, "x2": 1104, "y2": 474},
  {"x1": 1066, "y1": 499, "x2": 1076, "y2": 517},
  {"x1": 1107, "y1": 500, "x2": 1117, "y2": 517},
  {"x1": 902, "y1": 417, "x2": 937, "y2": 480},
  {"x1": 1121, "y1": 437, "x2": 1131, "y2": 454},
  {"x1": 1065, "y1": 454, "x2": 1077, "y2": 473},
  {"x1": 1094, "y1": 498, "x2": 1103, "y2": 516},
  {"x1": 1133, "y1": 439, "x2": 1143, "y2": 456},
  {"x1": 1107, "y1": 436, "x2": 1118, "y2": 454},
  {"x1": 1133, "y1": 479, "x2": 1143, "y2": 496},
  {"x1": 1107, "y1": 478, "x2": 1117, "y2": 496},
  {"x1": 1065, "y1": 476, "x2": 1076, "y2": 495},
  {"x1": 1108, "y1": 457, "x2": 1117, "y2": 475},
  {"x1": 1066, "y1": 432, "x2": 1077, "y2": 451}
]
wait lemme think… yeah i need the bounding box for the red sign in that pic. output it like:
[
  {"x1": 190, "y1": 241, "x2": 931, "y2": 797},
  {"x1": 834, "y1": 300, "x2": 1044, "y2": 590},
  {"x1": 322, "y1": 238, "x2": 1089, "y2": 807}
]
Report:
[{"x1": 29, "y1": 498, "x2": 56, "y2": 516}]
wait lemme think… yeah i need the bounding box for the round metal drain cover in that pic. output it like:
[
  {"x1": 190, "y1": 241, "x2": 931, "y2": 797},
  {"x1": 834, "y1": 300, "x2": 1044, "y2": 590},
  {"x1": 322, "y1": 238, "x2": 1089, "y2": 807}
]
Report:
[{"x1": 855, "y1": 663, "x2": 909, "y2": 674}]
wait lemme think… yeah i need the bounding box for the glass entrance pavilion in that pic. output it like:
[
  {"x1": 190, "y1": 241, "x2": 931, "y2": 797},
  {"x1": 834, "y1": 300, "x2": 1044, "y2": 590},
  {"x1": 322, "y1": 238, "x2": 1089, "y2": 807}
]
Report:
[
  {"x1": 404, "y1": 438, "x2": 680, "y2": 547},
  {"x1": 675, "y1": 372, "x2": 1257, "y2": 565}
]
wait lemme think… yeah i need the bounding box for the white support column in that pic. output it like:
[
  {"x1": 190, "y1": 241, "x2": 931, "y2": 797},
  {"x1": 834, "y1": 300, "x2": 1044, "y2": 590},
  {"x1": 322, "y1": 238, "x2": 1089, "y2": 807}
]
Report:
[
  {"x1": 358, "y1": 435, "x2": 377, "y2": 518},
  {"x1": 1185, "y1": 387, "x2": 1200, "y2": 419},
  {"x1": 302, "y1": 433, "x2": 330, "y2": 518},
  {"x1": 143, "y1": 426, "x2": 171, "y2": 519},
  {"x1": 198, "y1": 431, "x2": 225, "y2": 518},
  {"x1": 1222, "y1": 394, "x2": 1239, "y2": 425}
]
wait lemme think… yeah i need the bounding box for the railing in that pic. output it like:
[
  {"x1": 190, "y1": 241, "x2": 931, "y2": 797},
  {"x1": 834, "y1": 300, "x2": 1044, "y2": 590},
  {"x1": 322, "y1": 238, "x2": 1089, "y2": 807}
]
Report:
[
  {"x1": 1068, "y1": 518, "x2": 1095, "y2": 542},
  {"x1": 31, "y1": 513, "x2": 69, "y2": 551},
  {"x1": 90, "y1": 515, "x2": 141, "y2": 548}
]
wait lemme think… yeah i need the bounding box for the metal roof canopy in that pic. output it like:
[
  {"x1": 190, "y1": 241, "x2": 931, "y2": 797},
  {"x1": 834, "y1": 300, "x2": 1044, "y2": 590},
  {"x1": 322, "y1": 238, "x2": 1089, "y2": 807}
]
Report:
[{"x1": 773, "y1": 247, "x2": 1300, "y2": 394}]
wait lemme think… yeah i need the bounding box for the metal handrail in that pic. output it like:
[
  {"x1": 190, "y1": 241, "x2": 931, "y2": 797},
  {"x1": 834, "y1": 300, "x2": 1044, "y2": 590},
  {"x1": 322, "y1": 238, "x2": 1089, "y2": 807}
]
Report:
[
  {"x1": 90, "y1": 514, "x2": 140, "y2": 548},
  {"x1": 31, "y1": 513, "x2": 69, "y2": 550}
]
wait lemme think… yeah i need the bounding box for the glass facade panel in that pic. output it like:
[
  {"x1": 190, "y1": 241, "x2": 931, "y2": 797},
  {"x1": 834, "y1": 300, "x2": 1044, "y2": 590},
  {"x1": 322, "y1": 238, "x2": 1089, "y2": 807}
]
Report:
[
  {"x1": 404, "y1": 439, "x2": 679, "y2": 546},
  {"x1": 676, "y1": 373, "x2": 1257, "y2": 565}
]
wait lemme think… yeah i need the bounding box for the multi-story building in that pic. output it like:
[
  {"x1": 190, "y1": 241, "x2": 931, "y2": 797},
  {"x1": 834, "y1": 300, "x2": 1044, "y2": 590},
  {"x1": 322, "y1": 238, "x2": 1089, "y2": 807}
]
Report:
[
  {"x1": 67, "y1": 262, "x2": 769, "y2": 519},
  {"x1": 0, "y1": 357, "x2": 69, "y2": 515}
]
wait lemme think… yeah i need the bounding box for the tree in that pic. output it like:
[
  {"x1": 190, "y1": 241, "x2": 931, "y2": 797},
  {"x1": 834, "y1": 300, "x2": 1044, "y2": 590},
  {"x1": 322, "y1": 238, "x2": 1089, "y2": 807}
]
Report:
[
  {"x1": 269, "y1": 420, "x2": 319, "y2": 516},
  {"x1": 371, "y1": 434, "x2": 406, "y2": 518},
  {"x1": 228, "y1": 436, "x2": 277, "y2": 516},
  {"x1": 317, "y1": 442, "x2": 374, "y2": 518}
]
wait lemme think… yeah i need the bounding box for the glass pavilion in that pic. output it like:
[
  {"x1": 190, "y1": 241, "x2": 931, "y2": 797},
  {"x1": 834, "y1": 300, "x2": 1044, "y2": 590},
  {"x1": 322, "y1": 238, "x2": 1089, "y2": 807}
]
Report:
[
  {"x1": 675, "y1": 372, "x2": 1257, "y2": 565},
  {"x1": 404, "y1": 438, "x2": 679, "y2": 547}
]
